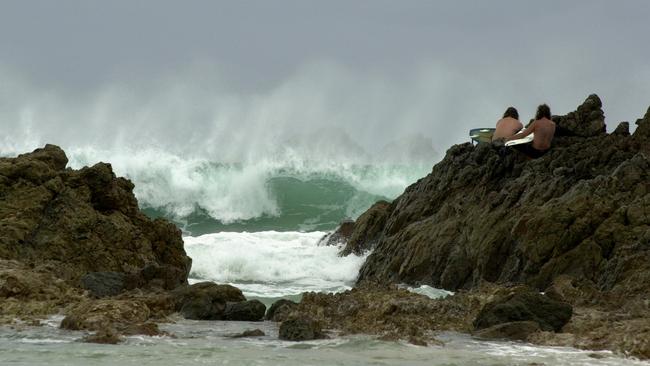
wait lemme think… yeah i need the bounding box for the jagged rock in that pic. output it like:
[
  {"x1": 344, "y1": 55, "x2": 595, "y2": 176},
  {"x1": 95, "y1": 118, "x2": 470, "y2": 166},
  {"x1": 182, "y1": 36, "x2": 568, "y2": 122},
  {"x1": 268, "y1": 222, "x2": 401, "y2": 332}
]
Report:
[
  {"x1": 553, "y1": 94, "x2": 606, "y2": 137},
  {"x1": 279, "y1": 318, "x2": 324, "y2": 341},
  {"x1": 474, "y1": 321, "x2": 541, "y2": 341},
  {"x1": 172, "y1": 282, "x2": 246, "y2": 320},
  {"x1": 612, "y1": 122, "x2": 630, "y2": 136},
  {"x1": 321, "y1": 220, "x2": 355, "y2": 246},
  {"x1": 0, "y1": 144, "x2": 191, "y2": 289},
  {"x1": 228, "y1": 329, "x2": 265, "y2": 338},
  {"x1": 339, "y1": 200, "x2": 391, "y2": 256},
  {"x1": 473, "y1": 288, "x2": 573, "y2": 332},
  {"x1": 265, "y1": 299, "x2": 298, "y2": 322},
  {"x1": 633, "y1": 106, "x2": 650, "y2": 142},
  {"x1": 223, "y1": 300, "x2": 266, "y2": 321}
]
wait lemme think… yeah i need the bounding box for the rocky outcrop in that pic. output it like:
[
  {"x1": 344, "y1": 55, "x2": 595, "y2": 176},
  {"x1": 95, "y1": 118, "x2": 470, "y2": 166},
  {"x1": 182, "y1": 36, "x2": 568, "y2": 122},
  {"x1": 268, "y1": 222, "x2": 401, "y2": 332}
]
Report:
[
  {"x1": 353, "y1": 95, "x2": 650, "y2": 299},
  {"x1": 0, "y1": 144, "x2": 191, "y2": 290},
  {"x1": 339, "y1": 94, "x2": 650, "y2": 358},
  {"x1": 339, "y1": 201, "x2": 391, "y2": 256}
]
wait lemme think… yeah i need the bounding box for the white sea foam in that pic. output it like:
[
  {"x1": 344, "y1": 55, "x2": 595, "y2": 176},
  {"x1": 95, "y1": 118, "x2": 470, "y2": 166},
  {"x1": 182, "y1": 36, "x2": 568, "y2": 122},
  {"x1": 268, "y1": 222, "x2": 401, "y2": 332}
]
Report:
[
  {"x1": 183, "y1": 231, "x2": 366, "y2": 298},
  {"x1": 61, "y1": 146, "x2": 427, "y2": 224}
]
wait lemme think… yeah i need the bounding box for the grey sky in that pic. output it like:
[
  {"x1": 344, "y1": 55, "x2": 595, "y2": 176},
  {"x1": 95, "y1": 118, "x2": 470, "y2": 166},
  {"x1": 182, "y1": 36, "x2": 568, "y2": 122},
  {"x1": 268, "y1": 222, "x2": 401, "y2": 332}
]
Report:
[{"x1": 1, "y1": 0, "x2": 649, "y2": 159}]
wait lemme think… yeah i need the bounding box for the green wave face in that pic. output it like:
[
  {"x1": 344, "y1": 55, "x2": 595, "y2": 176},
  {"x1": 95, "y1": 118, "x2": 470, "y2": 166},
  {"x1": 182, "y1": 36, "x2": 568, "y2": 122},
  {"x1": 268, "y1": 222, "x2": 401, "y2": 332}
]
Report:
[{"x1": 143, "y1": 174, "x2": 390, "y2": 235}]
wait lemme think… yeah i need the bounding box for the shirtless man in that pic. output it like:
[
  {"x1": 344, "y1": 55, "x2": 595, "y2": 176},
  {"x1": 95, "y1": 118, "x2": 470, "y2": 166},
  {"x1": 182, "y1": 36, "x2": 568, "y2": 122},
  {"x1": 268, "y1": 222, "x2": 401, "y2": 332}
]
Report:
[
  {"x1": 506, "y1": 104, "x2": 556, "y2": 158},
  {"x1": 492, "y1": 107, "x2": 523, "y2": 143}
]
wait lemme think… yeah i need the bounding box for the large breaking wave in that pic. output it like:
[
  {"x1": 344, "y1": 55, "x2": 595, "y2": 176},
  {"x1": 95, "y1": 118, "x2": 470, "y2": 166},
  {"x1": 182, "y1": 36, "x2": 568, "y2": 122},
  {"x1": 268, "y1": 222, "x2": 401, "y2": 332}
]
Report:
[{"x1": 63, "y1": 146, "x2": 431, "y2": 234}]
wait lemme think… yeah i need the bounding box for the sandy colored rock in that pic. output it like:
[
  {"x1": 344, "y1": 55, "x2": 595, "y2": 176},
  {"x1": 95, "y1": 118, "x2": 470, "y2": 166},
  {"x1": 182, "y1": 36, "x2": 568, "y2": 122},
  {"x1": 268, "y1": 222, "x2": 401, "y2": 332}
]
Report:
[{"x1": 0, "y1": 144, "x2": 191, "y2": 289}]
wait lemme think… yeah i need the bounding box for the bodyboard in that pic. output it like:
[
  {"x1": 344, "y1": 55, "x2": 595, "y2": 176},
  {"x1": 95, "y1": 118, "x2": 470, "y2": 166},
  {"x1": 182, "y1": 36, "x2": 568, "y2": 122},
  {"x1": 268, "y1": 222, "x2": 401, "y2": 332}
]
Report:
[{"x1": 505, "y1": 133, "x2": 534, "y2": 147}]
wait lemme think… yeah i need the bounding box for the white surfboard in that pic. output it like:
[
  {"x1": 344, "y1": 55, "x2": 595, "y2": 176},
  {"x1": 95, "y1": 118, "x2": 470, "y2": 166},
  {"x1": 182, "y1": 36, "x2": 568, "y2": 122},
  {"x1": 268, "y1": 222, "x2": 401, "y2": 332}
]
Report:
[{"x1": 505, "y1": 132, "x2": 534, "y2": 147}]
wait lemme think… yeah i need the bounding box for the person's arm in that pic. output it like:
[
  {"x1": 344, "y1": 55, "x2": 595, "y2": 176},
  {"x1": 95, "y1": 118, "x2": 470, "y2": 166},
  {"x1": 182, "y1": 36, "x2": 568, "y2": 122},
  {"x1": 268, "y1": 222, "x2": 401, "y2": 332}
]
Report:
[{"x1": 506, "y1": 121, "x2": 535, "y2": 141}]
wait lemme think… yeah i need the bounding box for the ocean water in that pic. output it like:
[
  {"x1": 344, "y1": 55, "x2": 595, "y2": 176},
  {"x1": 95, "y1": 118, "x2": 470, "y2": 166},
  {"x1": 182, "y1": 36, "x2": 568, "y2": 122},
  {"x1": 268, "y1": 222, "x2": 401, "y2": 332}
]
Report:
[
  {"x1": 1, "y1": 147, "x2": 647, "y2": 365},
  {"x1": 1, "y1": 317, "x2": 646, "y2": 366}
]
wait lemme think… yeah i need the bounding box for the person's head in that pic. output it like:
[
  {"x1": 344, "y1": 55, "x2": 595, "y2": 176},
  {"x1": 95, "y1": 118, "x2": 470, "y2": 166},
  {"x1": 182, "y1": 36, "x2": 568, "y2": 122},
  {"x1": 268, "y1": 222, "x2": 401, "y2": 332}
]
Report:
[
  {"x1": 502, "y1": 107, "x2": 519, "y2": 120},
  {"x1": 535, "y1": 104, "x2": 551, "y2": 120}
]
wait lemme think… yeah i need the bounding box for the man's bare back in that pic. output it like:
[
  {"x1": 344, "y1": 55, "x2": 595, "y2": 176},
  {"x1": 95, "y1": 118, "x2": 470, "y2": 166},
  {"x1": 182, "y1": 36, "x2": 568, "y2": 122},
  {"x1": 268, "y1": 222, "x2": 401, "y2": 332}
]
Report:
[
  {"x1": 506, "y1": 117, "x2": 556, "y2": 150},
  {"x1": 530, "y1": 118, "x2": 556, "y2": 150},
  {"x1": 492, "y1": 117, "x2": 523, "y2": 141}
]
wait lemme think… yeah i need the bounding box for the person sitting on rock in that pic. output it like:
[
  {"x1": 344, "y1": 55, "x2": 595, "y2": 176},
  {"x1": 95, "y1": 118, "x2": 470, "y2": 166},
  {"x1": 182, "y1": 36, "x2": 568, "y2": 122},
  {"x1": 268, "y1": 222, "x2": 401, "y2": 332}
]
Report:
[
  {"x1": 492, "y1": 107, "x2": 523, "y2": 146},
  {"x1": 506, "y1": 104, "x2": 556, "y2": 158}
]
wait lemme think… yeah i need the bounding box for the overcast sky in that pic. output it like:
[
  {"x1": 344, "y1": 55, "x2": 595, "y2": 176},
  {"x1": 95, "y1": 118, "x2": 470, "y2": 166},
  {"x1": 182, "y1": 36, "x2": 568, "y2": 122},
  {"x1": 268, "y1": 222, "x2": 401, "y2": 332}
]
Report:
[{"x1": 1, "y1": 0, "x2": 649, "y2": 159}]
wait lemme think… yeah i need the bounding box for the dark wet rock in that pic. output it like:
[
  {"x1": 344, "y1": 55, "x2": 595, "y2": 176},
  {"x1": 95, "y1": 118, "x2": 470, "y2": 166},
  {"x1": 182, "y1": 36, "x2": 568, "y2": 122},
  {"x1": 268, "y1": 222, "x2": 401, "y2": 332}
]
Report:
[
  {"x1": 279, "y1": 318, "x2": 324, "y2": 341},
  {"x1": 339, "y1": 200, "x2": 392, "y2": 256},
  {"x1": 321, "y1": 220, "x2": 355, "y2": 246},
  {"x1": 223, "y1": 300, "x2": 266, "y2": 321},
  {"x1": 0, "y1": 144, "x2": 191, "y2": 290},
  {"x1": 265, "y1": 299, "x2": 298, "y2": 322},
  {"x1": 81, "y1": 272, "x2": 128, "y2": 298},
  {"x1": 228, "y1": 329, "x2": 265, "y2": 338},
  {"x1": 474, "y1": 321, "x2": 541, "y2": 341},
  {"x1": 473, "y1": 288, "x2": 572, "y2": 332},
  {"x1": 172, "y1": 282, "x2": 246, "y2": 320}
]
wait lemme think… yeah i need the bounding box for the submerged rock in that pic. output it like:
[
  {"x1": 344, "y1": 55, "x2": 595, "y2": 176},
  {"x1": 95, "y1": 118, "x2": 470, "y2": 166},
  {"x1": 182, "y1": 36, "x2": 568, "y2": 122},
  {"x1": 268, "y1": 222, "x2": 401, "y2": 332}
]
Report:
[
  {"x1": 228, "y1": 329, "x2": 265, "y2": 338},
  {"x1": 474, "y1": 321, "x2": 541, "y2": 341},
  {"x1": 81, "y1": 327, "x2": 123, "y2": 344}
]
